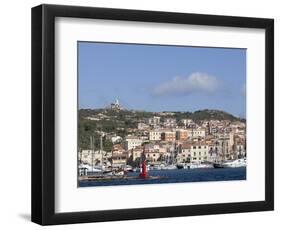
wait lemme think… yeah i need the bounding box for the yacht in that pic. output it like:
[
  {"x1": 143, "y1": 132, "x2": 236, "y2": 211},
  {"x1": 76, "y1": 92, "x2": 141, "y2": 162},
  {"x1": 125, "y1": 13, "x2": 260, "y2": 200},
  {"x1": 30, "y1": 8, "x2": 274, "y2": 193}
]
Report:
[{"x1": 213, "y1": 158, "x2": 247, "y2": 168}]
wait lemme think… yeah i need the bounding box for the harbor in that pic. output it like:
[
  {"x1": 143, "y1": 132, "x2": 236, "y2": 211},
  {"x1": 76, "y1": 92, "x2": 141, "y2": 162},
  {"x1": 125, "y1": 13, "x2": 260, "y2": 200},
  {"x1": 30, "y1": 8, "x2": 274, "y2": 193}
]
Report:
[
  {"x1": 78, "y1": 100, "x2": 246, "y2": 187},
  {"x1": 79, "y1": 167, "x2": 246, "y2": 187},
  {"x1": 78, "y1": 142, "x2": 246, "y2": 186}
]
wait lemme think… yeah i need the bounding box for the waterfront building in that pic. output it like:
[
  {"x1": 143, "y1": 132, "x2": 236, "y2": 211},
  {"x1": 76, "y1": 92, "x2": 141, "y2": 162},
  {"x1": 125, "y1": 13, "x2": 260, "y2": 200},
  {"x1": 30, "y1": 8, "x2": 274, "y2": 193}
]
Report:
[
  {"x1": 79, "y1": 149, "x2": 107, "y2": 166},
  {"x1": 145, "y1": 151, "x2": 161, "y2": 163},
  {"x1": 215, "y1": 135, "x2": 233, "y2": 159},
  {"x1": 130, "y1": 146, "x2": 143, "y2": 161},
  {"x1": 234, "y1": 135, "x2": 246, "y2": 157},
  {"x1": 208, "y1": 143, "x2": 219, "y2": 162},
  {"x1": 78, "y1": 149, "x2": 92, "y2": 165},
  {"x1": 178, "y1": 143, "x2": 191, "y2": 163},
  {"x1": 111, "y1": 152, "x2": 127, "y2": 168},
  {"x1": 189, "y1": 142, "x2": 209, "y2": 163}
]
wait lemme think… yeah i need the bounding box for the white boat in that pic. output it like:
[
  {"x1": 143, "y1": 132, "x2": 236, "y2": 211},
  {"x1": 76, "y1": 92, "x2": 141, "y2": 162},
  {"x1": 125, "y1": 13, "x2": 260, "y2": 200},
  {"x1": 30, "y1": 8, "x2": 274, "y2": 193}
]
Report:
[
  {"x1": 124, "y1": 165, "x2": 133, "y2": 172},
  {"x1": 177, "y1": 162, "x2": 213, "y2": 169},
  {"x1": 113, "y1": 170, "x2": 125, "y2": 176},
  {"x1": 190, "y1": 163, "x2": 213, "y2": 169},
  {"x1": 214, "y1": 158, "x2": 247, "y2": 168},
  {"x1": 149, "y1": 164, "x2": 162, "y2": 170},
  {"x1": 160, "y1": 164, "x2": 177, "y2": 170}
]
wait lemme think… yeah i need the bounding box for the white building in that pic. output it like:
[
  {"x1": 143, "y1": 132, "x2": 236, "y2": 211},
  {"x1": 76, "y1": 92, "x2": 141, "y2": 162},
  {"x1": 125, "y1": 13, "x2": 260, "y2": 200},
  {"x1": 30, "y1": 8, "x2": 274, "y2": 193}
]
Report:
[
  {"x1": 149, "y1": 130, "x2": 162, "y2": 141},
  {"x1": 79, "y1": 149, "x2": 108, "y2": 166},
  {"x1": 187, "y1": 128, "x2": 206, "y2": 139},
  {"x1": 124, "y1": 137, "x2": 143, "y2": 150},
  {"x1": 148, "y1": 116, "x2": 161, "y2": 126},
  {"x1": 181, "y1": 119, "x2": 194, "y2": 127},
  {"x1": 163, "y1": 118, "x2": 177, "y2": 127},
  {"x1": 180, "y1": 142, "x2": 210, "y2": 163},
  {"x1": 110, "y1": 98, "x2": 121, "y2": 111},
  {"x1": 190, "y1": 142, "x2": 209, "y2": 163}
]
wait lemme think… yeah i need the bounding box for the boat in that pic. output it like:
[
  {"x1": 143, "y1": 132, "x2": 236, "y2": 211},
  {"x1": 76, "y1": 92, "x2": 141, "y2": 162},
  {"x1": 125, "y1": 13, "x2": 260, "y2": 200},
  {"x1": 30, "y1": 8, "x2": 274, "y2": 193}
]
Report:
[
  {"x1": 114, "y1": 170, "x2": 125, "y2": 176},
  {"x1": 149, "y1": 165, "x2": 161, "y2": 170},
  {"x1": 103, "y1": 169, "x2": 125, "y2": 176},
  {"x1": 177, "y1": 162, "x2": 213, "y2": 169},
  {"x1": 124, "y1": 165, "x2": 133, "y2": 172},
  {"x1": 160, "y1": 164, "x2": 177, "y2": 170},
  {"x1": 176, "y1": 163, "x2": 191, "y2": 169},
  {"x1": 190, "y1": 162, "x2": 213, "y2": 169},
  {"x1": 213, "y1": 158, "x2": 247, "y2": 168},
  {"x1": 176, "y1": 163, "x2": 184, "y2": 169}
]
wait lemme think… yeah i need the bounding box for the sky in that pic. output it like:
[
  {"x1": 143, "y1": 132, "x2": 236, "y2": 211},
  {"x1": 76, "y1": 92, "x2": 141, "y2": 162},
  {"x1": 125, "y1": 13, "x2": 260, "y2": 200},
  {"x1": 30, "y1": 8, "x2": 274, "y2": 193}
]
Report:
[{"x1": 78, "y1": 42, "x2": 246, "y2": 118}]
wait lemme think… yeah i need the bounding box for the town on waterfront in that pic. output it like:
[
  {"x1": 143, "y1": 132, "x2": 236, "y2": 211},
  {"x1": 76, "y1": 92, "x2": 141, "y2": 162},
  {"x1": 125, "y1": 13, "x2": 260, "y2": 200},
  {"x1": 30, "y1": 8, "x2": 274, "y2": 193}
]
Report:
[
  {"x1": 78, "y1": 99, "x2": 246, "y2": 186},
  {"x1": 78, "y1": 42, "x2": 246, "y2": 186}
]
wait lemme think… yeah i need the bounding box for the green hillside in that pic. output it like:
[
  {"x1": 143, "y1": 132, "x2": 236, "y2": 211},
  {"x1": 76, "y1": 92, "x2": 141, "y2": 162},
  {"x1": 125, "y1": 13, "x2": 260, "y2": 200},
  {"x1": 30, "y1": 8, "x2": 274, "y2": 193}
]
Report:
[{"x1": 78, "y1": 108, "x2": 244, "y2": 150}]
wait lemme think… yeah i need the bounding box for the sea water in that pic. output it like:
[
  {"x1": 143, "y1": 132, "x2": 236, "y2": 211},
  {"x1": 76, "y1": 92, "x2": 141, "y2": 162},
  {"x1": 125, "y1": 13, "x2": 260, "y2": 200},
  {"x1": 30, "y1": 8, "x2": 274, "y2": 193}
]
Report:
[{"x1": 78, "y1": 167, "x2": 246, "y2": 187}]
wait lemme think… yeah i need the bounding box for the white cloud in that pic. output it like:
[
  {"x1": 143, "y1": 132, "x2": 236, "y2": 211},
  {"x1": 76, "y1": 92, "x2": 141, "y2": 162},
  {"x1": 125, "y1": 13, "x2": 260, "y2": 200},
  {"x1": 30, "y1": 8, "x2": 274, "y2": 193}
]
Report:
[{"x1": 153, "y1": 72, "x2": 220, "y2": 96}]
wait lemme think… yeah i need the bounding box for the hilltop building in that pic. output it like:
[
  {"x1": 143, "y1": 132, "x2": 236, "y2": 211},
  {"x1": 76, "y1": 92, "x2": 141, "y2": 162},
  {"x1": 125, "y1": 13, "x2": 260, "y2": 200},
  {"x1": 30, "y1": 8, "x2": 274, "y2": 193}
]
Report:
[{"x1": 110, "y1": 98, "x2": 122, "y2": 111}]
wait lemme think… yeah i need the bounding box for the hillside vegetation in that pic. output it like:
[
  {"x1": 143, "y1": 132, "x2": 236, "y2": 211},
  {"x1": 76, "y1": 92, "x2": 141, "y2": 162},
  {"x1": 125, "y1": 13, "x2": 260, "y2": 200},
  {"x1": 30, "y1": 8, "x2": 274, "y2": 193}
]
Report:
[{"x1": 78, "y1": 108, "x2": 245, "y2": 150}]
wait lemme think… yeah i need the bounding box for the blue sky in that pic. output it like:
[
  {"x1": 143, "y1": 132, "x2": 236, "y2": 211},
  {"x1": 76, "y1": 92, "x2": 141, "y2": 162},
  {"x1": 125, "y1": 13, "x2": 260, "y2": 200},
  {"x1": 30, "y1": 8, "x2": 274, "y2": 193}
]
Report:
[{"x1": 78, "y1": 42, "x2": 246, "y2": 118}]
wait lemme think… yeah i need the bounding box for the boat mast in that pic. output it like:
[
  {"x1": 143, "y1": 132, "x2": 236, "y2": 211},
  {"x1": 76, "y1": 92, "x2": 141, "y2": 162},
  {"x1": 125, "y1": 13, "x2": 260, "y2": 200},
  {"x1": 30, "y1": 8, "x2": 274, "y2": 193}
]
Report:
[
  {"x1": 91, "y1": 135, "x2": 95, "y2": 172},
  {"x1": 171, "y1": 141, "x2": 175, "y2": 165},
  {"x1": 223, "y1": 128, "x2": 226, "y2": 161},
  {"x1": 215, "y1": 131, "x2": 219, "y2": 163},
  {"x1": 100, "y1": 134, "x2": 103, "y2": 169}
]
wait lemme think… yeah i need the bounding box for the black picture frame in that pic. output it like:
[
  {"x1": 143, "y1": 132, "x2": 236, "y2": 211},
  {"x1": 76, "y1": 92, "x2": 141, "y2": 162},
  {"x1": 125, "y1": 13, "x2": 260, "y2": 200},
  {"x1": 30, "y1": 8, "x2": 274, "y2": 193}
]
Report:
[{"x1": 31, "y1": 4, "x2": 274, "y2": 225}]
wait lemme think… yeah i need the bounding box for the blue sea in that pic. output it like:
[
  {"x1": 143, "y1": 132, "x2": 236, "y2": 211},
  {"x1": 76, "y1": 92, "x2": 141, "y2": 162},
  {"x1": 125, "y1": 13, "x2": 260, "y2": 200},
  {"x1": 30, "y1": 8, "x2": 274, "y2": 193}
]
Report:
[{"x1": 79, "y1": 167, "x2": 246, "y2": 187}]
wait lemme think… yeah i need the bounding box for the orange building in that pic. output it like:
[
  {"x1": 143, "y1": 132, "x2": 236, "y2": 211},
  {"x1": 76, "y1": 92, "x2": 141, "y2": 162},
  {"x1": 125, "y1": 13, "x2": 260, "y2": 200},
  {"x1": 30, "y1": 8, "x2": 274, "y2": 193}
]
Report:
[
  {"x1": 176, "y1": 129, "x2": 188, "y2": 141},
  {"x1": 161, "y1": 131, "x2": 176, "y2": 142}
]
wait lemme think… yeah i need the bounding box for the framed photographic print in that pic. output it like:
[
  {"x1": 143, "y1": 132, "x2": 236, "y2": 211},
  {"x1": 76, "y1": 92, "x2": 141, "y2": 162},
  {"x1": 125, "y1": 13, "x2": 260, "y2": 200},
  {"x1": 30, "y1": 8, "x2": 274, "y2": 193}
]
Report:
[{"x1": 31, "y1": 4, "x2": 274, "y2": 225}]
